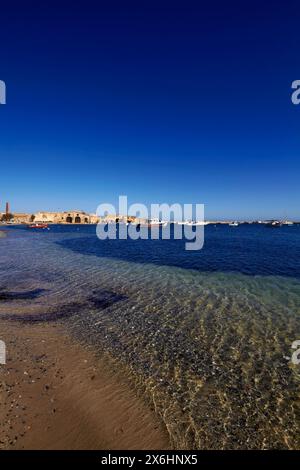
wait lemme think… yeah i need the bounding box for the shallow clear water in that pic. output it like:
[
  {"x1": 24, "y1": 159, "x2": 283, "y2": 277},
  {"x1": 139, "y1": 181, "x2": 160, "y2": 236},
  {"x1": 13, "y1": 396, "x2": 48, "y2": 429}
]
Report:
[{"x1": 1, "y1": 225, "x2": 300, "y2": 449}]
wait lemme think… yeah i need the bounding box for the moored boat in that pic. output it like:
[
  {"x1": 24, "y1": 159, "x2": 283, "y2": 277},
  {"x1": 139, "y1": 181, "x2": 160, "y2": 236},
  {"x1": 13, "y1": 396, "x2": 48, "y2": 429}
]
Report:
[
  {"x1": 282, "y1": 220, "x2": 294, "y2": 226},
  {"x1": 149, "y1": 219, "x2": 168, "y2": 227},
  {"x1": 178, "y1": 220, "x2": 206, "y2": 226},
  {"x1": 265, "y1": 220, "x2": 283, "y2": 228}
]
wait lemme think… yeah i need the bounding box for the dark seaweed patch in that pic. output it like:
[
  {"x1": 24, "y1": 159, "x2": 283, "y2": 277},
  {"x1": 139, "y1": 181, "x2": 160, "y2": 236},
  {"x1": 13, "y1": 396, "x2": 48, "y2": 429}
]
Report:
[
  {"x1": 0, "y1": 290, "x2": 128, "y2": 323},
  {"x1": 87, "y1": 290, "x2": 127, "y2": 309},
  {"x1": 0, "y1": 288, "x2": 46, "y2": 301},
  {"x1": 2, "y1": 301, "x2": 82, "y2": 323}
]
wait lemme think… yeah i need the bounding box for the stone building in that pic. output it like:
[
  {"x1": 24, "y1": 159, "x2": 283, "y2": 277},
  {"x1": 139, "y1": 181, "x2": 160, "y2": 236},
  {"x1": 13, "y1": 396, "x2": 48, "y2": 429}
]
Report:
[
  {"x1": 1, "y1": 209, "x2": 139, "y2": 225},
  {"x1": 13, "y1": 213, "x2": 33, "y2": 224},
  {"x1": 0, "y1": 212, "x2": 32, "y2": 224},
  {"x1": 34, "y1": 210, "x2": 99, "y2": 224}
]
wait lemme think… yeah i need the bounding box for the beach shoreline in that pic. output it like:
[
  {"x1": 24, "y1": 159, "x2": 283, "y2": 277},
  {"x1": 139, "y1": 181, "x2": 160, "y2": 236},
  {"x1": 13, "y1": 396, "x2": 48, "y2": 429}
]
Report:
[{"x1": 0, "y1": 320, "x2": 170, "y2": 450}]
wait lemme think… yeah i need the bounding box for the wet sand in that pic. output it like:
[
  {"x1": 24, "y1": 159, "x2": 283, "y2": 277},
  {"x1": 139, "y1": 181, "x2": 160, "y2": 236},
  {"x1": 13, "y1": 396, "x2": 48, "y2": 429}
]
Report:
[{"x1": 0, "y1": 320, "x2": 170, "y2": 450}]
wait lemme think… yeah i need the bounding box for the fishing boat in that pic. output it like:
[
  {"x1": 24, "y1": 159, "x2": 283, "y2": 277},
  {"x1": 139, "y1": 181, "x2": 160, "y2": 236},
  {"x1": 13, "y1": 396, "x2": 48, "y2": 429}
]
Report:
[
  {"x1": 133, "y1": 219, "x2": 168, "y2": 228},
  {"x1": 265, "y1": 221, "x2": 282, "y2": 228},
  {"x1": 28, "y1": 223, "x2": 49, "y2": 229},
  {"x1": 191, "y1": 221, "x2": 206, "y2": 226},
  {"x1": 149, "y1": 219, "x2": 168, "y2": 227},
  {"x1": 229, "y1": 221, "x2": 239, "y2": 227},
  {"x1": 178, "y1": 220, "x2": 206, "y2": 226},
  {"x1": 282, "y1": 220, "x2": 294, "y2": 226}
]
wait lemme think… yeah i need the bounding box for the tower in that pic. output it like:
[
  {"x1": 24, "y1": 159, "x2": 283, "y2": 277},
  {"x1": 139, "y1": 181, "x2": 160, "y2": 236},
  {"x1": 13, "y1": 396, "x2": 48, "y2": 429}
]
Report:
[{"x1": 5, "y1": 202, "x2": 9, "y2": 221}]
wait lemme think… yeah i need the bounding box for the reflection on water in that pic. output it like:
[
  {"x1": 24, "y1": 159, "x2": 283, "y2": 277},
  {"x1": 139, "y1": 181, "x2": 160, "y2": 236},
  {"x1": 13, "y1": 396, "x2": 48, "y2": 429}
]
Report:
[{"x1": 1, "y1": 226, "x2": 300, "y2": 449}]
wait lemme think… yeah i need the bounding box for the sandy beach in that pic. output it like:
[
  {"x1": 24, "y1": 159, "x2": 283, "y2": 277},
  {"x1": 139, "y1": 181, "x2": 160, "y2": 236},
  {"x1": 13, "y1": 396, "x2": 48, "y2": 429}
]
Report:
[
  {"x1": 0, "y1": 231, "x2": 169, "y2": 450},
  {"x1": 0, "y1": 319, "x2": 170, "y2": 450}
]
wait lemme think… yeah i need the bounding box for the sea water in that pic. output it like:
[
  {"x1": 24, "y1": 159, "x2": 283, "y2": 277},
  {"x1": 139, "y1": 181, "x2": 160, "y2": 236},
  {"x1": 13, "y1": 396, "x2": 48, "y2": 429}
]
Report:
[{"x1": 1, "y1": 224, "x2": 300, "y2": 449}]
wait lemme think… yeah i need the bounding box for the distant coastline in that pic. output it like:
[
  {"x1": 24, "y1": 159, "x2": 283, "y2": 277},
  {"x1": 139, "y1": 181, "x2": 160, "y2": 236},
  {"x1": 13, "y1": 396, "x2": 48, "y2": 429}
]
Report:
[
  {"x1": 1, "y1": 208, "x2": 299, "y2": 226},
  {"x1": 1, "y1": 215, "x2": 299, "y2": 226}
]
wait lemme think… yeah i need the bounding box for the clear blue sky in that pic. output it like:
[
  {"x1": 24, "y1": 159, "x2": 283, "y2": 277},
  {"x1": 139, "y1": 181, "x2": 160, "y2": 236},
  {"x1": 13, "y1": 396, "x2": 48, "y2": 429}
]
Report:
[{"x1": 0, "y1": 0, "x2": 300, "y2": 220}]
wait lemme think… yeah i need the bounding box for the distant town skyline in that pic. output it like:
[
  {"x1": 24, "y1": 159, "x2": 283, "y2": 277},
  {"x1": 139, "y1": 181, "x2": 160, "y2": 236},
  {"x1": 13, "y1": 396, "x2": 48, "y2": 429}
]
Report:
[
  {"x1": 0, "y1": 201, "x2": 298, "y2": 223},
  {"x1": 0, "y1": 1, "x2": 299, "y2": 220}
]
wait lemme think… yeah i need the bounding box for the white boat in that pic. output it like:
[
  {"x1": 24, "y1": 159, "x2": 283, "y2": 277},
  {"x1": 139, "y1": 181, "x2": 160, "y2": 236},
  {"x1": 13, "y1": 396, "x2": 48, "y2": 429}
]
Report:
[
  {"x1": 266, "y1": 220, "x2": 282, "y2": 228},
  {"x1": 178, "y1": 220, "x2": 206, "y2": 226},
  {"x1": 192, "y1": 221, "x2": 207, "y2": 226},
  {"x1": 149, "y1": 219, "x2": 168, "y2": 227},
  {"x1": 229, "y1": 221, "x2": 239, "y2": 227}
]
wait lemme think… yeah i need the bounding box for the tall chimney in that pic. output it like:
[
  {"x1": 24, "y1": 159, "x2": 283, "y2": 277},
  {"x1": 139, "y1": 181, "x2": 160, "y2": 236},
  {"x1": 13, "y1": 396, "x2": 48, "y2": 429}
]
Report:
[{"x1": 5, "y1": 202, "x2": 9, "y2": 220}]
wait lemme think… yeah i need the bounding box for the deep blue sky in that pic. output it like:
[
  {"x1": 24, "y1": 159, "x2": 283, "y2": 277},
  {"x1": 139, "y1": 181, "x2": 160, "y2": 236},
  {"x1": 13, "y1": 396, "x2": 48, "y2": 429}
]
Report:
[{"x1": 0, "y1": 0, "x2": 300, "y2": 220}]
